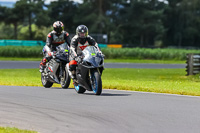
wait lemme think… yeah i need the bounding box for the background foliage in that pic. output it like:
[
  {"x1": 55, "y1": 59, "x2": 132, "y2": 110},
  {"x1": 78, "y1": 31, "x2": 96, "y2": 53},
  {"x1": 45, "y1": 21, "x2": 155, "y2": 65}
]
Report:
[
  {"x1": 0, "y1": 46, "x2": 198, "y2": 60},
  {"x1": 0, "y1": 0, "x2": 200, "y2": 48}
]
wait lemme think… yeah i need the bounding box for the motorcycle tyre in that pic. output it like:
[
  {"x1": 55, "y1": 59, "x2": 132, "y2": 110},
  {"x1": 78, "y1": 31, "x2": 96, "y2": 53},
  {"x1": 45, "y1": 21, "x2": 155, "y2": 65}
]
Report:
[
  {"x1": 91, "y1": 70, "x2": 102, "y2": 95},
  {"x1": 61, "y1": 69, "x2": 71, "y2": 89},
  {"x1": 41, "y1": 73, "x2": 53, "y2": 88}
]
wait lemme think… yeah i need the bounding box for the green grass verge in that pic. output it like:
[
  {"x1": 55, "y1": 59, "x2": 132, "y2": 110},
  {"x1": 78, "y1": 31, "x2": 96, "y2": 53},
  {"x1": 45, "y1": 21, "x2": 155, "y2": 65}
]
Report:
[
  {"x1": 104, "y1": 59, "x2": 185, "y2": 64},
  {"x1": 0, "y1": 68, "x2": 199, "y2": 96},
  {"x1": 0, "y1": 57, "x2": 41, "y2": 61},
  {"x1": 0, "y1": 46, "x2": 199, "y2": 61},
  {"x1": 0, "y1": 127, "x2": 37, "y2": 133},
  {"x1": 102, "y1": 47, "x2": 200, "y2": 60},
  {"x1": 0, "y1": 57, "x2": 185, "y2": 64}
]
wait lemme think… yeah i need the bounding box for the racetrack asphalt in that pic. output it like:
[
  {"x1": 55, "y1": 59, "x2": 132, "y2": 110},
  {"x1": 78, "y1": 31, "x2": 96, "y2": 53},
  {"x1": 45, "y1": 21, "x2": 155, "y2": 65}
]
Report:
[
  {"x1": 0, "y1": 61, "x2": 192, "y2": 133},
  {"x1": 0, "y1": 86, "x2": 199, "y2": 133},
  {"x1": 0, "y1": 61, "x2": 186, "y2": 69}
]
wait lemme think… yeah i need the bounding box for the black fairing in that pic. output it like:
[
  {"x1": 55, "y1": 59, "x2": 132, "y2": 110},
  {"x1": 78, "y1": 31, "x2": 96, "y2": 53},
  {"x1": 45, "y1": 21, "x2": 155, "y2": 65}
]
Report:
[
  {"x1": 46, "y1": 43, "x2": 69, "y2": 83},
  {"x1": 82, "y1": 53, "x2": 104, "y2": 68},
  {"x1": 76, "y1": 65, "x2": 92, "y2": 91},
  {"x1": 55, "y1": 44, "x2": 69, "y2": 63},
  {"x1": 76, "y1": 46, "x2": 104, "y2": 91}
]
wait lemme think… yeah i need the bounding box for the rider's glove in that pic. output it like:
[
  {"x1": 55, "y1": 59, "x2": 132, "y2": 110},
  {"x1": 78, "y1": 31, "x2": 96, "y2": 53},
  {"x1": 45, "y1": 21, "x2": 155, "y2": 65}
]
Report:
[
  {"x1": 75, "y1": 56, "x2": 82, "y2": 63},
  {"x1": 99, "y1": 51, "x2": 105, "y2": 57},
  {"x1": 48, "y1": 52, "x2": 53, "y2": 57},
  {"x1": 48, "y1": 51, "x2": 57, "y2": 58}
]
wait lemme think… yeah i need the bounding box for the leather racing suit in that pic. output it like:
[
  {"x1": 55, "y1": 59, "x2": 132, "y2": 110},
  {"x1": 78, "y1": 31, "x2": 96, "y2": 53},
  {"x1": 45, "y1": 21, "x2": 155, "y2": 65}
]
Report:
[
  {"x1": 40, "y1": 31, "x2": 71, "y2": 70},
  {"x1": 68, "y1": 35, "x2": 101, "y2": 81}
]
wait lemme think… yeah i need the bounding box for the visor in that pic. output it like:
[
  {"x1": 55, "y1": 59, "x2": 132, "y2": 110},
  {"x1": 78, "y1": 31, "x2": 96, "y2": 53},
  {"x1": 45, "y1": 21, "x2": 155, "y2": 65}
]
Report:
[{"x1": 79, "y1": 33, "x2": 86, "y2": 38}]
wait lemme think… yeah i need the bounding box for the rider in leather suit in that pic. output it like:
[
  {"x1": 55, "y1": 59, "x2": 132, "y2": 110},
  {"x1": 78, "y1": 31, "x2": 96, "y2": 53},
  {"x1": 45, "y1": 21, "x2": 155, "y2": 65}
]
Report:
[
  {"x1": 39, "y1": 21, "x2": 71, "y2": 72},
  {"x1": 68, "y1": 25, "x2": 102, "y2": 84}
]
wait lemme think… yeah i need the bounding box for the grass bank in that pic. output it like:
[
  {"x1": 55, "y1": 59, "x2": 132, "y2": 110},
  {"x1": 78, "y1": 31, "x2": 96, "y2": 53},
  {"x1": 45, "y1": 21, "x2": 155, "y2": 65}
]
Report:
[
  {"x1": 104, "y1": 59, "x2": 185, "y2": 64},
  {"x1": 0, "y1": 127, "x2": 37, "y2": 133},
  {"x1": 0, "y1": 57, "x2": 41, "y2": 61},
  {"x1": 0, "y1": 46, "x2": 199, "y2": 61},
  {"x1": 102, "y1": 47, "x2": 200, "y2": 60},
  {"x1": 0, "y1": 68, "x2": 199, "y2": 96},
  {"x1": 0, "y1": 57, "x2": 185, "y2": 64}
]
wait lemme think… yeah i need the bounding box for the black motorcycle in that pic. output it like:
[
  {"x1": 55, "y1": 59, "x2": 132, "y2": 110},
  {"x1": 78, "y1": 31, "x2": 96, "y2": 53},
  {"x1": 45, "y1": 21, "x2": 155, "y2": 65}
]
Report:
[
  {"x1": 41, "y1": 43, "x2": 71, "y2": 88},
  {"x1": 70, "y1": 46, "x2": 104, "y2": 95}
]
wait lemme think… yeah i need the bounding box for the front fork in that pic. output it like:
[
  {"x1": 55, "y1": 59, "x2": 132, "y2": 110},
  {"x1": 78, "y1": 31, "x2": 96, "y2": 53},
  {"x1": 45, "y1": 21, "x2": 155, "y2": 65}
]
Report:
[
  {"x1": 59, "y1": 63, "x2": 64, "y2": 78},
  {"x1": 89, "y1": 68, "x2": 100, "y2": 77},
  {"x1": 66, "y1": 63, "x2": 73, "y2": 78}
]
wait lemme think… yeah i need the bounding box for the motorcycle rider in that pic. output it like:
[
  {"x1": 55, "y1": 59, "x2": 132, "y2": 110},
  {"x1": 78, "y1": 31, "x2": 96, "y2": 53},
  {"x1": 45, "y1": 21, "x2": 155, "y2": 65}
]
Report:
[
  {"x1": 39, "y1": 21, "x2": 71, "y2": 72},
  {"x1": 68, "y1": 25, "x2": 102, "y2": 84}
]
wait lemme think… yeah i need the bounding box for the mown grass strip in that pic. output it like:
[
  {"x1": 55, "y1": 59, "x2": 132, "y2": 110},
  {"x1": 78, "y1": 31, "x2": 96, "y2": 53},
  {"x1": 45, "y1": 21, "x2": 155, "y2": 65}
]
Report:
[
  {"x1": 104, "y1": 59, "x2": 185, "y2": 64},
  {"x1": 102, "y1": 48, "x2": 200, "y2": 60},
  {"x1": 0, "y1": 46, "x2": 199, "y2": 61},
  {"x1": 0, "y1": 57, "x2": 41, "y2": 61},
  {"x1": 0, "y1": 57, "x2": 185, "y2": 64},
  {"x1": 0, "y1": 127, "x2": 37, "y2": 133},
  {"x1": 0, "y1": 68, "x2": 199, "y2": 96},
  {"x1": 0, "y1": 46, "x2": 43, "y2": 58}
]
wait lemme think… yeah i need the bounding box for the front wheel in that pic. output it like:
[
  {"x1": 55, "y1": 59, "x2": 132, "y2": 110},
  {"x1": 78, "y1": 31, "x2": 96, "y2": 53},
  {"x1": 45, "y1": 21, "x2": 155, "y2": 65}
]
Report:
[
  {"x1": 90, "y1": 69, "x2": 102, "y2": 95},
  {"x1": 61, "y1": 69, "x2": 71, "y2": 89},
  {"x1": 41, "y1": 73, "x2": 53, "y2": 88}
]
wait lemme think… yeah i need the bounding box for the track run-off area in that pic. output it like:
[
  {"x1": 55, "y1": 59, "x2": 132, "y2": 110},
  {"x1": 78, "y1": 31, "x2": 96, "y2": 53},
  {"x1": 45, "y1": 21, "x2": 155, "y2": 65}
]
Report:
[
  {"x1": 0, "y1": 61, "x2": 199, "y2": 133},
  {"x1": 0, "y1": 86, "x2": 200, "y2": 133},
  {"x1": 0, "y1": 61, "x2": 186, "y2": 69}
]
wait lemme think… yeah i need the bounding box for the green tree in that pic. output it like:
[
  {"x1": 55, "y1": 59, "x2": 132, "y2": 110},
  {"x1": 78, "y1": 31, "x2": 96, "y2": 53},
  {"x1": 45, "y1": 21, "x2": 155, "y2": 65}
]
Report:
[
  {"x1": 15, "y1": 0, "x2": 46, "y2": 40},
  {"x1": 4, "y1": 7, "x2": 24, "y2": 39},
  {"x1": 0, "y1": 6, "x2": 7, "y2": 22},
  {"x1": 163, "y1": 0, "x2": 200, "y2": 47},
  {"x1": 48, "y1": 0, "x2": 78, "y2": 32},
  {"x1": 115, "y1": 0, "x2": 166, "y2": 46},
  {"x1": 74, "y1": 0, "x2": 122, "y2": 43}
]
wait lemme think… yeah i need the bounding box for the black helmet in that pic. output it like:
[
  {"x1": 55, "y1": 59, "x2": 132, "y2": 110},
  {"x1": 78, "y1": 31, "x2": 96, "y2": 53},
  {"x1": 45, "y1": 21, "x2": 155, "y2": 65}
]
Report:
[
  {"x1": 53, "y1": 21, "x2": 64, "y2": 35},
  {"x1": 76, "y1": 25, "x2": 88, "y2": 38}
]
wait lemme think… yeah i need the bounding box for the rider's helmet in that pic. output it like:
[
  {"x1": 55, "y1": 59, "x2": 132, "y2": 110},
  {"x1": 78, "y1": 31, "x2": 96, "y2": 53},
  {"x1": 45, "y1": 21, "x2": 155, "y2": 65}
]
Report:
[
  {"x1": 76, "y1": 25, "x2": 88, "y2": 39},
  {"x1": 53, "y1": 21, "x2": 64, "y2": 35}
]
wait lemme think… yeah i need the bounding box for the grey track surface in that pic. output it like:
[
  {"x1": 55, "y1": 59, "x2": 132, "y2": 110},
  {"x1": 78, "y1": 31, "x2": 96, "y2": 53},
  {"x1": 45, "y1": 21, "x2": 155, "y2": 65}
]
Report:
[
  {"x1": 0, "y1": 86, "x2": 199, "y2": 133},
  {"x1": 0, "y1": 61, "x2": 186, "y2": 69}
]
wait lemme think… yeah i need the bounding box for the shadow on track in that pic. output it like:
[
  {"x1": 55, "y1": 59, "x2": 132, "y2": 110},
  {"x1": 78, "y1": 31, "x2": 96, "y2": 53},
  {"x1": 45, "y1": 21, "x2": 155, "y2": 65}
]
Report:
[
  {"x1": 50, "y1": 87, "x2": 74, "y2": 90},
  {"x1": 49, "y1": 87, "x2": 131, "y2": 96},
  {"x1": 84, "y1": 93, "x2": 131, "y2": 96}
]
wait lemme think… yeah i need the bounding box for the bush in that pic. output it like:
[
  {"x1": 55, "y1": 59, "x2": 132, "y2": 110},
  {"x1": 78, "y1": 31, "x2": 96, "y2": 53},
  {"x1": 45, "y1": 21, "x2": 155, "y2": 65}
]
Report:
[
  {"x1": 0, "y1": 46, "x2": 199, "y2": 60},
  {"x1": 0, "y1": 46, "x2": 43, "y2": 58},
  {"x1": 101, "y1": 48, "x2": 200, "y2": 60}
]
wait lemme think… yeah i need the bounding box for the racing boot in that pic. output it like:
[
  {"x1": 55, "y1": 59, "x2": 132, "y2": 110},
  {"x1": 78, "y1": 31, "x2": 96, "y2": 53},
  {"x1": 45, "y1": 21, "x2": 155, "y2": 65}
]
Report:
[
  {"x1": 39, "y1": 58, "x2": 47, "y2": 72},
  {"x1": 71, "y1": 70, "x2": 78, "y2": 86},
  {"x1": 67, "y1": 63, "x2": 78, "y2": 86}
]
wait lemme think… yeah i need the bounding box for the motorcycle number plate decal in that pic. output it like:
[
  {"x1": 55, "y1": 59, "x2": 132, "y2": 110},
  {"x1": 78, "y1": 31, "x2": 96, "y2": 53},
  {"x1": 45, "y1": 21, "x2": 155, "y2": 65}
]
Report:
[{"x1": 91, "y1": 53, "x2": 96, "y2": 56}]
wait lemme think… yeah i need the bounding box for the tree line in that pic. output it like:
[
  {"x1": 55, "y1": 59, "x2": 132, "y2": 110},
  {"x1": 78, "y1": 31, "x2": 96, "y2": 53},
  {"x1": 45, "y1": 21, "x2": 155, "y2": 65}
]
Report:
[{"x1": 0, "y1": 0, "x2": 200, "y2": 48}]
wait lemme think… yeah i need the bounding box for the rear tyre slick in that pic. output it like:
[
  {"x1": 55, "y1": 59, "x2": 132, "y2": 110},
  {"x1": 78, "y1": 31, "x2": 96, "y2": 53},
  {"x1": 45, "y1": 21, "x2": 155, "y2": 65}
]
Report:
[{"x1": 61, "y1": 69, "x2": 71, "y2": 89}]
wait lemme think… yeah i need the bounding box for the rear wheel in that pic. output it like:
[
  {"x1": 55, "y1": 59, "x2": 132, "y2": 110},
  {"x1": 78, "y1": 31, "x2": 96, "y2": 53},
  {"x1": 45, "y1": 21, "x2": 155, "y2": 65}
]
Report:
[
  {"x1": 90, "y1": 69, "x2": 102, "y2": 95},
  {"x1": 61, "y1": 69, "x2": 71, "y2": 89},
  {"x1": 41, "y1": 73, "x2": 53, "y2": 88}
]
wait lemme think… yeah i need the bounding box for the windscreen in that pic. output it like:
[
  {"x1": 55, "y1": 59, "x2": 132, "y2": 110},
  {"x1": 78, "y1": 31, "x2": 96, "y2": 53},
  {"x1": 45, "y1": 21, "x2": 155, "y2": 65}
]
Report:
[
  {"x1": 57, "y1": 43, "x2": 69, "y2": 52},
  {"x1": 82, "y1": 46, "x2": 98, "y2": 59}
]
